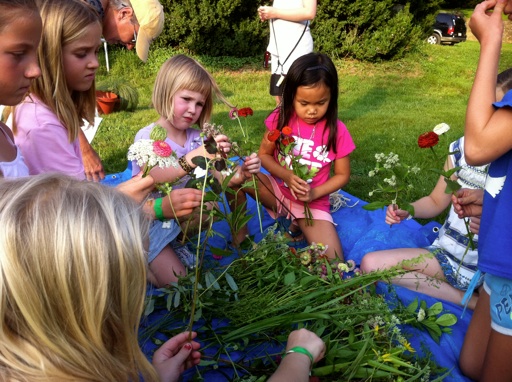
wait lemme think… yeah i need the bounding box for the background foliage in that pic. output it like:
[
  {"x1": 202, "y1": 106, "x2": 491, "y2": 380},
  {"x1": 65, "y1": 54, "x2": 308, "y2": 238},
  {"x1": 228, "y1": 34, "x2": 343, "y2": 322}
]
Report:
[
  {"x1": 154, "y1": 0, "x2": 267, "y2": 58},
  {"x1": 155, "y1": 0, "x2": 446, "y2": 61}
]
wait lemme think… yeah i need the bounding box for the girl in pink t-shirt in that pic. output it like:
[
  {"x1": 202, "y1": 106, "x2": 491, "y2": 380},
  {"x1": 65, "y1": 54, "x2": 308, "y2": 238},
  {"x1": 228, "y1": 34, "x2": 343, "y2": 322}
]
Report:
[{"x1": 246, "y1": 52, "x2": 355, "y2": 259}]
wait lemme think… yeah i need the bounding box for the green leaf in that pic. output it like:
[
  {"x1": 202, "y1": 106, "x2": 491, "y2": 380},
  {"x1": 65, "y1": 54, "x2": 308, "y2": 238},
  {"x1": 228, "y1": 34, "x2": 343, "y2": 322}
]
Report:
[
  {"x1": 225, "y1": 273, "x2": 238, "y2": 291},
  {"x1": 435, "y1": 313, "x2": 457, "y2": 327},
  {"x1": 406, "y1": 298, "x2": 418, "y2": 313},
  {"x1": 214, "y1": 158, "x2": 227, "y2": 171},
  {"x1": 191, "y1": 156, "x2": 208, "y2": 169},
  {"x1": 402, "y1": 203, "x2": 415, "y2": 217},
  {"x1": 421, "y1": 319, "x2": 442, "y2": 341},
  {"x1": 184, "y1": 178, "x2": 202, "y2": 189},
  {"x1": 284, "y1": 271, "x2": 296, "y2": 285},
  {"x1": 210, "y1": 177, "x2": 222, "y2": 194},
  {"x1": 300, "y1": 275, "x2": 319, "y2": 287},
  {"x1": 363, "y1": 201, "x2": 387, "y2": 211},
  {"x1": 210, "y1": 247, "x2": 232, "y2": 257},
  {"x1": 194, "y1": 306, "x2": 202, "y2": 321},
  {"x1": 173, "y1": 291, "x2": 181, "y2": 308},
  {"x1": 444, "y1": 178, "x2": 461, "y2": 194},
  {"x1": 204, "y1": 136, "x2": 218, "y2": 154},
  {"x1": 205, "y1": 271, "x2": 220, "y2": 290},
  {"x1": 144, "y1": 298, "x2": 155, "y2": 316},
  {"x1": 427, "y1": 301, "x2": 443, "y2": 316}
]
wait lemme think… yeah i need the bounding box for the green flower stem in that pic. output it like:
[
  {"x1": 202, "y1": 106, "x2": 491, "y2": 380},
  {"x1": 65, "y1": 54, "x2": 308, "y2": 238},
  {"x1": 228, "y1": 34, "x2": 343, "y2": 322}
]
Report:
[
  {"x1": 456, "y1": 221, "x2": 474, "y2": 277},
  {"x1": 430, "y1": 146, "x2": 440, "y2": 161},
  {"x1": 235, "y1": 116, "x2": 247, "y2": 142},
  {"x1": 304, "y1": 202, "x2": 314, "y2": 226},
  {"x1": 223, "y1": 312, "x2": 332, "y2": 342},
  {"x1": 252, "y1": 174, "x2": 263, "y2": 233},
  {"x1": 142, "y1": 163, "x2": 153, "y2": 178},
  {"x1": 187, "y1": 153, "x2": 211, "y2": 339},
  {"x1": 230, "y1": 145, "x2": 298, "y2": 221},
  {"x1": 164, "y1": 192, "x2": 183, "y2": 238},
  {"x1": 210, "y1": 328, "x2": 241, "y2": 379},
  {"x1": 464, "y1": 218, "x2": 476, "y2": 251}
]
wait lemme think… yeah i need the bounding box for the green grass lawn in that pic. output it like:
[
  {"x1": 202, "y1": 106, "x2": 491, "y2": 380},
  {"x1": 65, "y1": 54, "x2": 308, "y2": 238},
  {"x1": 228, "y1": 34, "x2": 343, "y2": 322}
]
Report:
[{"x1": 93, "y1": 41, "x2": 512, "y2": 222}]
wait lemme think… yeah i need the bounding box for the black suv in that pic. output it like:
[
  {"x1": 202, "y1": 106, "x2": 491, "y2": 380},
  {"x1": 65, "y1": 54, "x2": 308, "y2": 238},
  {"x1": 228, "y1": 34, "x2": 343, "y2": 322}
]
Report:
[{"x1": 427, "y1": 13, "x2": 467, "y2": 45}]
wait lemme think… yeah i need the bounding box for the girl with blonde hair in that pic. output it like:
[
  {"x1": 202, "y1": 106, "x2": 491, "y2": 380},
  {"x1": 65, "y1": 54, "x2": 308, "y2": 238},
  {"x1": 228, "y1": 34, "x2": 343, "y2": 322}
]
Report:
[
  {"x1": 0, "y1": 173, "x2": 201, "y2": 381},
  {"x1": 132, "y1": 54, "x2": 261, "y2": 287},
  {"x1": 13, "y1": 0, "x2": 101, "y2": 179}
]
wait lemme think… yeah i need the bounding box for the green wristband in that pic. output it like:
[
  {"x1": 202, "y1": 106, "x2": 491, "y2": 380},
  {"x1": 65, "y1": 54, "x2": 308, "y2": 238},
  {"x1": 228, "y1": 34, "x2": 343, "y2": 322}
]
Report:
[
  {"x1": 153, "y1": 198, "x2": 165, "y2": 221},
  {"x1": 285, "y1": 346, "x2": 314, "y2": 365}
]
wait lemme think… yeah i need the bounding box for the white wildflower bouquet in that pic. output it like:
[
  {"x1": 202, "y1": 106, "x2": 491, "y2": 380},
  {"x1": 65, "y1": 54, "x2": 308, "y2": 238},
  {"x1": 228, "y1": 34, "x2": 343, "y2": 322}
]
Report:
[
  {"x1": 127, "y1": 125, "x2": 179, "y2": 177},
  {"x1": 363, "y1": 152, "x2": 420, "y2": 216}
]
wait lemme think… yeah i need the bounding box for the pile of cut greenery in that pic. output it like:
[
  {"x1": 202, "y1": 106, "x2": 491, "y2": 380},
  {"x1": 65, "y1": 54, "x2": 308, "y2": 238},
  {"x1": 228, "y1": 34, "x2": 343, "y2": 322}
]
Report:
[{"x1": 141, "y1": 227, "x2": 456, "y2": 381}]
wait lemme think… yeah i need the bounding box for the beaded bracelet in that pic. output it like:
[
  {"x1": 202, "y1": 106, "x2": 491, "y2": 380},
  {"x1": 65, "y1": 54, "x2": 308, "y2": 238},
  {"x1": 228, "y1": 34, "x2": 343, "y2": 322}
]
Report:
[
  {"x1": 284, "y1": 346, "x2": 314, "y2": 365},
  {"x1": 153, "y1": 197, "x2": 165, "y2": 221},
  {"x1": 178, "y1": 156, "x2": 194, "y2": 173}
]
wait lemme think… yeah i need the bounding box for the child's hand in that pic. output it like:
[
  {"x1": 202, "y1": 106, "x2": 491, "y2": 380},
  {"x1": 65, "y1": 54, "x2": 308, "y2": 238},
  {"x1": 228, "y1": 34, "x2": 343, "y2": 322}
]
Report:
[
  {"x1": 469, "y1": 0, "x2": 508, "y2": 44},
  {"x1": 116, "y1": 172, "x2": 155, "y2": 203},
  {"x1": 285, "y1": 173, "x2": 309, "y2": 199},
  {"x1": 385, "y1": 204, "x2": 409, "y2": 225},
  {"x1": 213, "y1": 134, "x2": 232, "y2": 156},
  {"x1": 227, "y1": 154, "x2": 261, "y2": 188},
  {"x1": 285, "y1": 328, "x2": 326, "y2": 363},
  {"x1": 295, "y1": 185, "x2": 313, "y2": 203},
  {"x1": 451, "y1": 188, "x2": 484, "y2": 219},
  {"x1": 241, "y1": 153, "x2": 261, "y2": 176},
  {"x1": 152, "y1": 331, "x2": 201, "y2": 382}
]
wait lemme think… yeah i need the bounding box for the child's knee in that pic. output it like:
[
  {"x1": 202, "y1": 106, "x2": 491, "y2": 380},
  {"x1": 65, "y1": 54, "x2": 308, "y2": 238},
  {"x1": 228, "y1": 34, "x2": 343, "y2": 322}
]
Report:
[{"x1": 360, "y1": 253, "x2": 380, "y2": 273}]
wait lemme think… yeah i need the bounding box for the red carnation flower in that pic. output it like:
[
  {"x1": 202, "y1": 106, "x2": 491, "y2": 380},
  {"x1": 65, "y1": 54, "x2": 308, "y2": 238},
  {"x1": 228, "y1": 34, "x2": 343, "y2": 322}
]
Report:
[
  {"x1": 153, "y1": 140, "x2": 172, "y2": 157},
  {"x1": 268, "y1": 130, "x2": 281, "y2": 142},
  {"x1": 238, "y1": 107, "x2": 253, "y2": 117},
  {"x1": 418, "y1": 131, "x2": 439, "y2": 149},
  {"x1": 281, "y1": 136, "x2": 295, "y2": 146},
  {"x1": 282, "y1": 126, "x2": 293, "y2": 136}
]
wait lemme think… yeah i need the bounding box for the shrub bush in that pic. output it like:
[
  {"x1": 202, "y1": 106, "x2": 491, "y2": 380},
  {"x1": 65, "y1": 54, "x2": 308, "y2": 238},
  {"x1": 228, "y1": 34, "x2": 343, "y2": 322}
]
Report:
[
  {"x1": 155, "y1": 0, "x2": 444, "y2": 61},
  {"x1": 154, "y1": 0, "x2": 267, "y2": 58}
]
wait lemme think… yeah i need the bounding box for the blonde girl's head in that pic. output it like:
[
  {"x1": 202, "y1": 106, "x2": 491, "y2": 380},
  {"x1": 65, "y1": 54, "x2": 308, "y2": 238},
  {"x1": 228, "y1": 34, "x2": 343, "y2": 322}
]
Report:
[
  {"x1": 0, "y1": 174, "x2": 159, "y2": 381},
  {"x1": 30, "y1": 0, "x2": 101, "y2": 142},
  {"x1": 152, "y1": 54, "x2": 232, "y2": 129}
]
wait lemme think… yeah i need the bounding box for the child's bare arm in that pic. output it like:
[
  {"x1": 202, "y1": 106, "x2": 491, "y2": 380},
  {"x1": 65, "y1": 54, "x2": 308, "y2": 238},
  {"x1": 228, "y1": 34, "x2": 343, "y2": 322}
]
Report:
[
  {"x1": 465, "y1": 0, "x2": 512, "y2": 165},
  {"x1": 149, "y1": 135, "x2": 232, "y2": 183},
  {"x1": 409, "y1": 157, "x2": 453, "y2": 219}
]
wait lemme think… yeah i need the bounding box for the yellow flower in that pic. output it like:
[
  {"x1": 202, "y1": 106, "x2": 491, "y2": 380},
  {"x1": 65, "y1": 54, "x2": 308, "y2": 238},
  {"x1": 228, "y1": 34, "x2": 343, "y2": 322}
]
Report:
[{"x1": 399, "y1": 338, "x2": 415, "y2": 353}]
